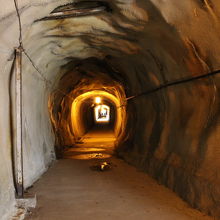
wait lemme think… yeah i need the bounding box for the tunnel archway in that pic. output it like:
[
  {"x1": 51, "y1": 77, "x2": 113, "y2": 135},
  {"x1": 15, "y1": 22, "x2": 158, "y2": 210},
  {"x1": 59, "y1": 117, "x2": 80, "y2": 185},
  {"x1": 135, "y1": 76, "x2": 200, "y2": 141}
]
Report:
[
  {"x1": 48, "y1": 57, "x2": 128, "y2": 157},
  {"x1": 71, "y1": 90, "x2": 125, "y2": 142}
]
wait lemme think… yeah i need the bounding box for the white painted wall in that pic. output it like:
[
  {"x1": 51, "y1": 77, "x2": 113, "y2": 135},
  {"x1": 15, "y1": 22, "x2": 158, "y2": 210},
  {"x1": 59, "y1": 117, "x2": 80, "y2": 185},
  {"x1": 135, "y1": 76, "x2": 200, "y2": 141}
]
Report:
[{"x1": 0, "y1": 1, "x2": 62, "y2": 218}]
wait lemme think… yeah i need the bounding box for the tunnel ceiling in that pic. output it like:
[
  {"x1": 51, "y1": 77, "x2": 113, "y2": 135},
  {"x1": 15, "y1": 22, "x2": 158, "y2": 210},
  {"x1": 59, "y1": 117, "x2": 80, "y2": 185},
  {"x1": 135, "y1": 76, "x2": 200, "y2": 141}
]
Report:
[{"x1": 2, "y1": 0, "x2": 220, "y2": 92}]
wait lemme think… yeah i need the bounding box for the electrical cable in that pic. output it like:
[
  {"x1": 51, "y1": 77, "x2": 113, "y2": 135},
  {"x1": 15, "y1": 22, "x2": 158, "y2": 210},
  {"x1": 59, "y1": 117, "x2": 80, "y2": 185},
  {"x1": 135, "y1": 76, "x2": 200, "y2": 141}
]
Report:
[
  {"x1": 13, "y1": 0, "x2": 74, "y2": 101},
  {"x1": 126, "y1": 69, "x2": 220, "y2": 101},
  {"x1": 13, "y1": 0, "x2": 23, "y2": 47},
  {"x1": 24, "y1": 49, "x2": 74, "y2": 100},
  {"x1": 23, "y1": 50, "x2": 52, "y2": 85}
]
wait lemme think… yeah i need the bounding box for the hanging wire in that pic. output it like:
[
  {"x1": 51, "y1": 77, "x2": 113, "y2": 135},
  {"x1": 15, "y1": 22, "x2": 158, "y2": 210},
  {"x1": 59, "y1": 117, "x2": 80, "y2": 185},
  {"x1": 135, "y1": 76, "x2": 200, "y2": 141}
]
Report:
[
  {"x1": 23, "y1": 50, "x2": 52, "y2": 85},
  {"x1": 13, "y1": 0, "x2": 23, "y2": 47},
  {"x1": 125, "y1": 68, "x2": 220, "y2": 101},
  {"x1": 13, "y1": 0, "x2": 74, "y2": 101},
  {"x1": 23, "y1": 49, "x2": 74, "y2": 100}
]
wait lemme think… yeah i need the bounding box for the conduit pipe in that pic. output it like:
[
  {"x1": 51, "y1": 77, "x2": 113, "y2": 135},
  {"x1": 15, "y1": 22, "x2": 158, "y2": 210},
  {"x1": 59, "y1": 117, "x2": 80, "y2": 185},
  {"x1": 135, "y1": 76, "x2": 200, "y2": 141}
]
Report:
[{"x1": 15, "y1": 47, "x2": 24, "y2": 198}]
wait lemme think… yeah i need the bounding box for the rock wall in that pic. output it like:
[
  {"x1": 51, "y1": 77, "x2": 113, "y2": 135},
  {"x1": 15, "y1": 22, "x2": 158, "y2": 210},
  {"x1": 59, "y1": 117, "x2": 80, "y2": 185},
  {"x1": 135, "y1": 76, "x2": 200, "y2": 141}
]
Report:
[
  {"x1": 0, "y1": 52, "x2": 17, "y2": 220},
  {"x1": 1, "y1": 0, "x2": 220, "y2": 219},
  {"x1": 118, "y1": 76, "x2": 220, "y2": 217},
  {"x1": 0, "y1": 1, "x2": 58, "y2": 218},
  {"x1": 48, "y1": 59, "x2": 127, "y2": 154}
]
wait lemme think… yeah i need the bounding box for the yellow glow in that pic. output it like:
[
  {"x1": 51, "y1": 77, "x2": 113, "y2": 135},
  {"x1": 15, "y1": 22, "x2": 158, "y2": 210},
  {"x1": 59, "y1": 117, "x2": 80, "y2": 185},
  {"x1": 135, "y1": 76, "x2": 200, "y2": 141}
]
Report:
[
  {"x1": 95, "y1": 97, "x2": 101, "y2": 104},
  {"x1": 66, "y1": 147, "x2": 107, "y2": 152},
  {"x1": 64, "y1": 153, "x2": 112, "y2": 160},
  {"x1": 71, "y1": 90, "x2": 126, "y2": 141}
]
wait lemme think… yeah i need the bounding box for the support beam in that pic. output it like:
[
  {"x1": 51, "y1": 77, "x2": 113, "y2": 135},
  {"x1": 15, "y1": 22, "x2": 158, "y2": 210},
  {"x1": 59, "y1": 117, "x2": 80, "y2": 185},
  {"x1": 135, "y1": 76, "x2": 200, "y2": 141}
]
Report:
[{"x1": 15, "y1": 46, "x2": 23, "y2": 198}]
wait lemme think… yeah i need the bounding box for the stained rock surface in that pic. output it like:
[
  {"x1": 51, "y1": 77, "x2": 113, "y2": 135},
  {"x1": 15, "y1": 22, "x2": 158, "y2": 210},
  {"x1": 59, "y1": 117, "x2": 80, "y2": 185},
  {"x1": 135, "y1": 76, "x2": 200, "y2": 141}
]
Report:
[{"x1": 1, "y1": 0, "x2": 220, "y2": 219}]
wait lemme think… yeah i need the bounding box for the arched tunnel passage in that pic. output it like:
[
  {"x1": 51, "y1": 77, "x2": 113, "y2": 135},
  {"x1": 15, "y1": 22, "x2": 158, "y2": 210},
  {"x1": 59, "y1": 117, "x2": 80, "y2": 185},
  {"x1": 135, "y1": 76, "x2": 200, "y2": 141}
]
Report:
[
  {"x1": 1, "y1": 0, "x2": 220, "y2": 219},
  {"x1": 71, "y1": 91, "x2": 123, "y2": 141},
  {"x1": 65, "y1": 90, "x2": 126, "y2": 160},
  {"x1": 48, "y1": 58, "x2": 128, "y2": 159}
]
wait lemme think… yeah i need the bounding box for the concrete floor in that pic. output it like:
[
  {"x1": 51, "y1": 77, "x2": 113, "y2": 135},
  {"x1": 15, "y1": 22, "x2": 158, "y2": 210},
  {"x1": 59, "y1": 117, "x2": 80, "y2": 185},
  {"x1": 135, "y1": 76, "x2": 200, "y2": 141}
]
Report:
[{"x1": 25, "y1": 127, "x2": 213, "y2": 220}]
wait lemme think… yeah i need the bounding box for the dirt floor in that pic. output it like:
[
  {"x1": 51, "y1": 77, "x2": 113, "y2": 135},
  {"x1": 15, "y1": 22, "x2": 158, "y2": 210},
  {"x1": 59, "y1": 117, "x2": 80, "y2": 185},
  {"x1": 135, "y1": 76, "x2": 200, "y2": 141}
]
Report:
[{"x1": 25, "y1": 128, "x2": 213, "y2": 220}]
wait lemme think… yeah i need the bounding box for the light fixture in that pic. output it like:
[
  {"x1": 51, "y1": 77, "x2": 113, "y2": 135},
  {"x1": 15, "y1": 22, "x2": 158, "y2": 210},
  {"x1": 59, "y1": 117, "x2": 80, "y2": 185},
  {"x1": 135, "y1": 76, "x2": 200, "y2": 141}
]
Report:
[{"x1": 95, "y1": 97, "x2": 101, "y2": 104}]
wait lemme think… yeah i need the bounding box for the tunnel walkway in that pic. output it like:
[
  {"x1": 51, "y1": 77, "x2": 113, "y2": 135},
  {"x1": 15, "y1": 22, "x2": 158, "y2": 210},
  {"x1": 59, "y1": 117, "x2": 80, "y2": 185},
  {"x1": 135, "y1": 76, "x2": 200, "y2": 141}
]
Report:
[
  {"x1": 63, "y1": 125, "x2": 116, "y2": 160},
  {"x1": 77, "y1": 125, "x2": 116, "y2": 146},
  {"x1": 24, "y1": 133, "x2": 213, "y2": 220}
]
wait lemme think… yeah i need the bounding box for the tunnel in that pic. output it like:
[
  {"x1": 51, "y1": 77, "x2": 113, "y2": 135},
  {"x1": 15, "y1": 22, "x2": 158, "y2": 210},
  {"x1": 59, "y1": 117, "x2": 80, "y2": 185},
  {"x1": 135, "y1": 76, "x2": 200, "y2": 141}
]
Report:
[
  {"x1": 1, "y1": 0, "x2": 220, "y2": 219},
  {"x1": 71, "y1": 92, "x2": 119, "y2": 139}
]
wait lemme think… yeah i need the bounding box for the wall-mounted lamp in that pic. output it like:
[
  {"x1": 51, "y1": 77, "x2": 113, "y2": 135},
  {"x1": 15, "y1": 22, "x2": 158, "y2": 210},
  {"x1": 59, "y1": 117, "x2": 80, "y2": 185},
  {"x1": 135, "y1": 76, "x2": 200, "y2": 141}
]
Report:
[{"x1": 95, "y1": 97, "x2": 101, "y2": 104}]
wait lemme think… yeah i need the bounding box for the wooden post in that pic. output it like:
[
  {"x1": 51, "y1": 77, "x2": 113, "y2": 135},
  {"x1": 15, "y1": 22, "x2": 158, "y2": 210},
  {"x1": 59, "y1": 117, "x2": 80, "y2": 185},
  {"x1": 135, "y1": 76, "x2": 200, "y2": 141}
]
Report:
[{"x1": 15, "y1": 46, "x2": 23, "y2": 198}]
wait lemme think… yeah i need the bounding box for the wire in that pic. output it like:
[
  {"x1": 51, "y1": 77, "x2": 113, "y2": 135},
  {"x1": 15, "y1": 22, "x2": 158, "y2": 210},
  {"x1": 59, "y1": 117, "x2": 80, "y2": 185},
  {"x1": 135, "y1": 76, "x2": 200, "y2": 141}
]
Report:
[
  {"x1": 13, "y1": 0, "x2": 23, "y2": 47},
  {"x1": 13, "y1": 0, "x2": 51, "y2": 84},
  {"x1": 126, "y1": 69, "x2": 220, "y2": 101},
  {"x1": 23, "y1": 50, "x2": 52, "y2": 85},
  {"x1": 13, "y1": 0, "x2": 74, "y2": 101},
  {"x1": 24, "y1": 49, "x2": 74, "y2": 100}
]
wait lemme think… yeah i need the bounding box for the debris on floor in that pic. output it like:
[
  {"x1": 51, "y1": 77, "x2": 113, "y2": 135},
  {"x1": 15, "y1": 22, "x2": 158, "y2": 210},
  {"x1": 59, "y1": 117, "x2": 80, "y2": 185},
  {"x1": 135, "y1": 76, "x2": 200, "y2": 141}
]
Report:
[
  {"x1": 75, "y1": 141, "x2": 84, "y2": 144},
  {"x1": 95, "y1": 153, "x2": 103, "y2": 158},
  {"x1": 90, "y1": 161, "x2": 112, "y2": 171},
  {"x1": 11, "y1": 207, "x2": 26, "y2": 220}
]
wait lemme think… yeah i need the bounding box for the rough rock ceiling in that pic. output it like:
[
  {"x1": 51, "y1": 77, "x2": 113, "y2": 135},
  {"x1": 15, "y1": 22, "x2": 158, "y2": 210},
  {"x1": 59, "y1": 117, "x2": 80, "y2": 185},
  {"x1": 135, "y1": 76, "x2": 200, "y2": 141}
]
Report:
[
  {"x1": 3, "y1": 0, "x2": 214, "y2": 92},
  {"x1": 1, "y1": 0, "x2": 220, "y2": 219}
]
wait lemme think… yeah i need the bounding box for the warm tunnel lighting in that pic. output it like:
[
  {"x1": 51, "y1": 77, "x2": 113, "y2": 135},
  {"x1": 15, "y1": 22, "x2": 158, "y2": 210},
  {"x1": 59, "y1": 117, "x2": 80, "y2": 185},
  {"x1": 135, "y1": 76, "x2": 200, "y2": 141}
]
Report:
[
  {"x1": 66, "y1": 153, "x2": 112, "y2": 160},
  {"x1": 71, "y1": 90, "x2": 125, "y2": 141},
  {"x1": 95, "y1": 97, "x2": 101, "y2": 104}
]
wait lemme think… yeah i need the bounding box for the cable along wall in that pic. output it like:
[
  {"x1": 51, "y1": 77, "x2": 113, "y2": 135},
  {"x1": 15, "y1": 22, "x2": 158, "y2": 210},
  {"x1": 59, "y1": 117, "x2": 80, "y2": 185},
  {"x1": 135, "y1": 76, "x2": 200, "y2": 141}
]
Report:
[{"x1": 1, "y1": 0, "x2": 220, "y2": 219}]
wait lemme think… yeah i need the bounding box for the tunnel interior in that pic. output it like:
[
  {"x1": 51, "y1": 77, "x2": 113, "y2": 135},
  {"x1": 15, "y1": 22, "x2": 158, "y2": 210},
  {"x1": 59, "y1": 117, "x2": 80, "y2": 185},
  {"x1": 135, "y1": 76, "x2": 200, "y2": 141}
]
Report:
[
  {"x1": 1, "y1": 0, "x2": 220, "y2": 219},
  {"x1": 71, "y1": 95, "x2": 116, "y2": 136},
  {"x1": 48, "y1": 57, "x2": 127, "y2": 157}
]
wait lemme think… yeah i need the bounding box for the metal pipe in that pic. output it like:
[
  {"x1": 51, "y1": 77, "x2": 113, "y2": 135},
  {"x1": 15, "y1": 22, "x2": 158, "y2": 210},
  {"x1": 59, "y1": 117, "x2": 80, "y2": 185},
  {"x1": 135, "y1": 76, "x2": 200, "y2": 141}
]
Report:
[{"x1": 15, "y1": 46, "x2": 23, "y2": 198}]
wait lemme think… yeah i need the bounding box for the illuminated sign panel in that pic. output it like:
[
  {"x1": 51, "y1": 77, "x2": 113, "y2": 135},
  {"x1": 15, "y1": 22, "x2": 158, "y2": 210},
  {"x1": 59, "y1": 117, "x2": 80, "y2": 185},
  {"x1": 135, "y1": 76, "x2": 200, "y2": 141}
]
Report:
[{"x1": 94, "y1": 104, "x2": 110, "y2": 122}]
